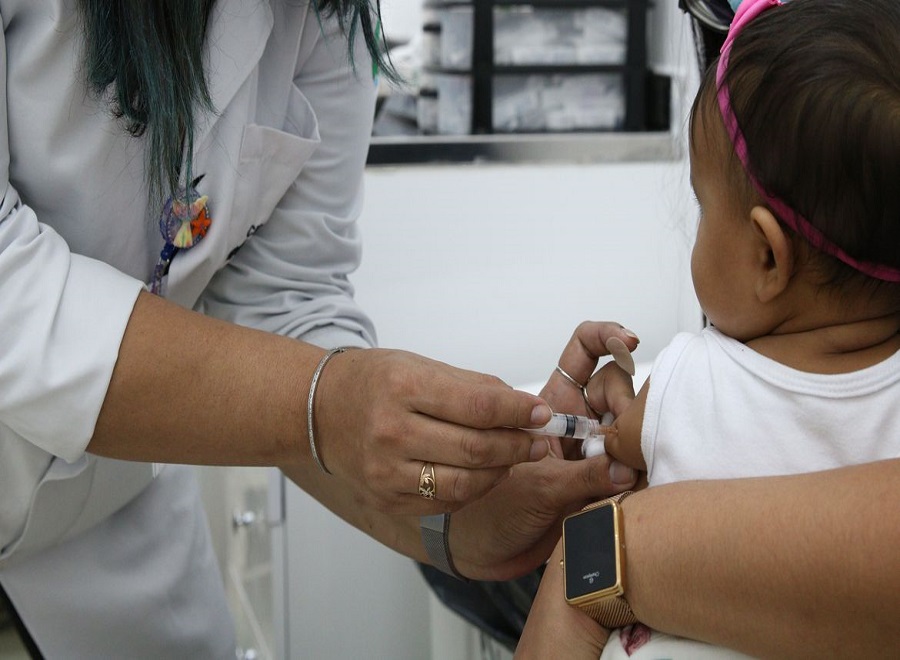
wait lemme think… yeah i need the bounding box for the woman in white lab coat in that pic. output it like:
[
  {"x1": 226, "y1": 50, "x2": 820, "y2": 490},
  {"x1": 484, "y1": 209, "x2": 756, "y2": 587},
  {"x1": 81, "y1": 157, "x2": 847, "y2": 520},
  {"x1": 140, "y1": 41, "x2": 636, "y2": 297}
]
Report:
[{"x1": 0, "y1": 1, "x2": 638, "y2": 656}]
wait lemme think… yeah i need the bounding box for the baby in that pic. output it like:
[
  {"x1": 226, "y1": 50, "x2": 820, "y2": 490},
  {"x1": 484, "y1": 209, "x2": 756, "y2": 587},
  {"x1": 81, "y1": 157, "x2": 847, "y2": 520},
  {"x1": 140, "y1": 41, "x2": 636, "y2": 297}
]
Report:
[{"x1": 592, "y1": 0, "x2": 900, "y2": 656}]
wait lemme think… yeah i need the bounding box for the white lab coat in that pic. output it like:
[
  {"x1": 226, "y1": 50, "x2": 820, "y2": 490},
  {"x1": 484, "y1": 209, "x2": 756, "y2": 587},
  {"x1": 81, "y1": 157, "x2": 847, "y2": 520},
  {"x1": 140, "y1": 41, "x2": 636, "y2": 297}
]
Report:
[{"x1": 0, "y1": 0, "x2": 377, "y2": 655}]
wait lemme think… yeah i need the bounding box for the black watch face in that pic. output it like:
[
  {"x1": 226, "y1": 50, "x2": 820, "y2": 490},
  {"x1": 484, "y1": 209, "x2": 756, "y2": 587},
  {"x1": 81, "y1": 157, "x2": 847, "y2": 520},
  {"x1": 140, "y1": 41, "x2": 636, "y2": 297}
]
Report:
[{"x1": 563, "y1": 504, "x2": 619, "y2": 600}]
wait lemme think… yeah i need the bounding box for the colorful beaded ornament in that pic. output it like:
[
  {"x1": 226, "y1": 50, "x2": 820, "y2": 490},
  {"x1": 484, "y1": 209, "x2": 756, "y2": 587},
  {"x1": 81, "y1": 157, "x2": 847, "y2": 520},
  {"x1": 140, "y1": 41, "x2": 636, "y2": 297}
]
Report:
[{"x1": 149, "y1": 175, "x2": 211, "y2": 295}]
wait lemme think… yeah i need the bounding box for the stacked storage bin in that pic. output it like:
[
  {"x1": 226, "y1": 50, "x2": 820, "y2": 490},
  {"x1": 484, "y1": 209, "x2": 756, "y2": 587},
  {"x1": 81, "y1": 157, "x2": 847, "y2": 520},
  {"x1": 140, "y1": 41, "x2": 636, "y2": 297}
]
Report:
[{"x1": 418, "y1": 0, "x2": 649, "y2": 135}]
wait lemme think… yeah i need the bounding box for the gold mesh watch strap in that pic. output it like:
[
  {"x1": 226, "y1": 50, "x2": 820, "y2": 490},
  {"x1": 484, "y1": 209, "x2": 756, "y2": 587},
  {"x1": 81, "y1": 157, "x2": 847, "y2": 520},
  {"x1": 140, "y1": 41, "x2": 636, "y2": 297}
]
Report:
[
  {"x1": 580, "y1": 594, "x2": 637, "y2": 628},
  {"x1": 576, "y1": 491, "x2": 637, "y2": 628},
  {"x1": 580, "y1": 489, "x2": 633, "y2": 512}
]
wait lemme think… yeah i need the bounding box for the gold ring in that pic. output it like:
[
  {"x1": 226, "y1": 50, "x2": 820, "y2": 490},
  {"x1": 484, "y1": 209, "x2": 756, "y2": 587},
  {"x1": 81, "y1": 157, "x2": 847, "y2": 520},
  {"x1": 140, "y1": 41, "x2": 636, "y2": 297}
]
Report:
[
  {"x1": 418, "y1": 462, "x2": 436, "y2": 500},
  {"x1": 555, "y1": 365, "x2": 586, "y2": 390}
]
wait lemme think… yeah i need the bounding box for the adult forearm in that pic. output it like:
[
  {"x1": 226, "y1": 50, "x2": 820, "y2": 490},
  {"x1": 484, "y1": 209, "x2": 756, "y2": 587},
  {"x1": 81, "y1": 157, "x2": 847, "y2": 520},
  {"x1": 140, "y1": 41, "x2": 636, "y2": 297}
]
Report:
[
  {"x1": 90, "y1": 291, "x2": 552, "y2": 519},
  {"x1": 88, "y1": 290, "x2": 449, "y2": 563},
  {"x1": 89, "y1": 290, "x2": 319, "y2": 466},
  {"x1": 625, "y1": 459, "x2": 900, "y2": 658}
]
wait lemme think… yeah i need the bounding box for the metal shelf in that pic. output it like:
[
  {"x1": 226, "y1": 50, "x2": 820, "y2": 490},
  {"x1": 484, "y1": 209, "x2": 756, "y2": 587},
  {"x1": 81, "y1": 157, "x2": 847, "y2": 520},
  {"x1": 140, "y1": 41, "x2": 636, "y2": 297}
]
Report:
[{"x1": 366, "y1": 130, "x2": 680, "y2": 166}]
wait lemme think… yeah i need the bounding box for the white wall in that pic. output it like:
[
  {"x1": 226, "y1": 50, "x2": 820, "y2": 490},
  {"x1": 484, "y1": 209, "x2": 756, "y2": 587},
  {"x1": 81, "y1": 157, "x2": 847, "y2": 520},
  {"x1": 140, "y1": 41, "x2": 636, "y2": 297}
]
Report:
[{"x1": 355, "y1": 158, "x2": 701, "y2": 388}]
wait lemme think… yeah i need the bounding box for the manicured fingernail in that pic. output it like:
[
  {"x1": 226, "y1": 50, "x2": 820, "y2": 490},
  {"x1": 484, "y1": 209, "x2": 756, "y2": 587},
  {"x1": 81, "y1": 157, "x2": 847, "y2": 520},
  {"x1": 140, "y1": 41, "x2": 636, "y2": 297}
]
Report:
[
  {"x1": 609, "y1": 460, "x2": 637, "y2": 486},
  {"x1": 622, "y1": 327, "x2": 640, "y2": 342},
  {"x1": 530, "y1": 403, "x2": 552, "y2": 424},
  {"x1": 606, "y1": 337, "x2": 636, "y2": 376}
]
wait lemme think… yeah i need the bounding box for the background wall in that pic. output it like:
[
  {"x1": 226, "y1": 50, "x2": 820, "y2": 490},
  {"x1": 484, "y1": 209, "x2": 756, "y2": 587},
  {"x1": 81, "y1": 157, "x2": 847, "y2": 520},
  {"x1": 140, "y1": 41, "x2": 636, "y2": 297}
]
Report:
[{"x1": 355, "y1": 158, "x2": 700, "y2": 388}]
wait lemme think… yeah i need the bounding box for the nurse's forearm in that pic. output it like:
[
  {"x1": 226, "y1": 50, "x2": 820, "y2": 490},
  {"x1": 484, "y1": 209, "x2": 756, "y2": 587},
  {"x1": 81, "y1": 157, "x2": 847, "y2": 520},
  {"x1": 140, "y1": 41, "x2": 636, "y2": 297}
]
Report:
[
  {"x1": 624, "y1": 459, "x2": 900, "y2": 658},
  {"x1": 90, "y1": 291, "x2": 551, "y2": 520},
  {"x1": 89, "y1": 290, "x2": 320, "y2": 466}
]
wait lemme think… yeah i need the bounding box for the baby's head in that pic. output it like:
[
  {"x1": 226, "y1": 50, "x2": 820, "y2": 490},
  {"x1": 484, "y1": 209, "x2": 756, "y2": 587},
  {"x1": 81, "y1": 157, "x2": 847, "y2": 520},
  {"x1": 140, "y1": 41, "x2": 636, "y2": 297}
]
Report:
[{"x1": 688, "y1": 0, "x2": 900, "y2": 337}]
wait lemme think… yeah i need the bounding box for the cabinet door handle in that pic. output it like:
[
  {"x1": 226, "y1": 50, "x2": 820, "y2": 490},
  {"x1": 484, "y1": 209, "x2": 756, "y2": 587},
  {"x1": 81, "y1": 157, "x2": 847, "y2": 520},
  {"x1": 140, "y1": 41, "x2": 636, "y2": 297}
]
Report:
[{"x1": 232, "y1": 509, "x2": 259, "y2": 529}]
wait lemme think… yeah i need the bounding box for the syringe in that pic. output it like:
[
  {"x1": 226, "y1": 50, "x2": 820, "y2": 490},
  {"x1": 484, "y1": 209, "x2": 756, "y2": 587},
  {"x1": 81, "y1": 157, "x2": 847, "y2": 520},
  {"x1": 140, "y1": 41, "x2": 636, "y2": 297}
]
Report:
[{"x1": 523, "y1": 412, "x2": 614, "y2": 440}]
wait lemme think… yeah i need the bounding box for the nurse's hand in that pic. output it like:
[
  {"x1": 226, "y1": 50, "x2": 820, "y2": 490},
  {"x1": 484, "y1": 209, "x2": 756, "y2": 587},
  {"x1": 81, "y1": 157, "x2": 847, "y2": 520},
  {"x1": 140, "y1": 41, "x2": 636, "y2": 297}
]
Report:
[
  {"x1": 538, "y1": 321, "x2": 639, "y2": 457},
  {"x1": 438, "y1": 321, "x2": 640, "y2": 581},
  {"x1": 448, "y1": 450, "x2": 637, "y2": 581},
  {"x1": 515, "y1": 541, "x2": 610, "y2": 659},
  {"x1": 310, "y1": 347, "x2": 553, "y2": 515}
]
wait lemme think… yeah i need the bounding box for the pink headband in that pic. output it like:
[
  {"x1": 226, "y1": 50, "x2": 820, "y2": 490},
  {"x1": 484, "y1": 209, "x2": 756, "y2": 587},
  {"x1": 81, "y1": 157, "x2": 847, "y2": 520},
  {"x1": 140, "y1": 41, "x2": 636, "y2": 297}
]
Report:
[{"x1": 716, "y1": 0, "x2": 900, "y2": 282}]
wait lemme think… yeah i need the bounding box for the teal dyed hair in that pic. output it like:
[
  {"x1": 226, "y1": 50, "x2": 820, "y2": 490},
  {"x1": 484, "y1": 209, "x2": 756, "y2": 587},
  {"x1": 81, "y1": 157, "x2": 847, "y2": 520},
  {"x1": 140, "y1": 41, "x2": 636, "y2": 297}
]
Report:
[
  {"x1": 78, "y1": 0, "x2": 393, "y2": 204},
  {"x1": 79, "y1": 0, "x2": 216, "y2": 204}
]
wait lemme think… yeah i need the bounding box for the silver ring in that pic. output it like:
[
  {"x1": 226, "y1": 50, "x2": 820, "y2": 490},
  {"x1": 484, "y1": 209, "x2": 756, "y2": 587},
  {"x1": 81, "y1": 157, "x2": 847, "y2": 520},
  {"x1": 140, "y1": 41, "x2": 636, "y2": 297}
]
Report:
[
  {"x1": 555, "y1": 365, "x2": 586, "y2": 390},
  {"x1": 582, "y1": 386, "x2": 604, "y2": 419}
]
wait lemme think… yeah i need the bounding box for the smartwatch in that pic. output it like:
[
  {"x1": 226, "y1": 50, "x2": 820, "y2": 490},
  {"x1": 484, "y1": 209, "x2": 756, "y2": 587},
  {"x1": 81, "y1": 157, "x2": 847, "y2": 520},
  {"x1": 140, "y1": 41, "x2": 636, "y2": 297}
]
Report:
[{"x1": 561, "y1": 491, "x2": 638, "y2": 628}]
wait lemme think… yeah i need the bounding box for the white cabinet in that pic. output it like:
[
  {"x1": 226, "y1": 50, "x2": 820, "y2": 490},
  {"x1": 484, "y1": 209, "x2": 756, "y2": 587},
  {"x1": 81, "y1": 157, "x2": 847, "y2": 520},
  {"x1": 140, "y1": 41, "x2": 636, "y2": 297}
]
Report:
[
  {"x1": 198, "y1": 466, "x2": 279, "y2": 659},
  {"x1": 200, "y1": 465, "x2": 432, "y2": 659},
  {"x1": 277, "y1": 482, "x2": 432, "y2": 659}
]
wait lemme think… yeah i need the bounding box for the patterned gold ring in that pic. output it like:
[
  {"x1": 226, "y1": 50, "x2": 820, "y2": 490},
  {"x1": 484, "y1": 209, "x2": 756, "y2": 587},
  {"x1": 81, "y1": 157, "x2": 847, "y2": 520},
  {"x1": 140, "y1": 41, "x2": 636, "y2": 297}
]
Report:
[{"x1": 418, "y1": 462, "x2": 436, "y2": 500}]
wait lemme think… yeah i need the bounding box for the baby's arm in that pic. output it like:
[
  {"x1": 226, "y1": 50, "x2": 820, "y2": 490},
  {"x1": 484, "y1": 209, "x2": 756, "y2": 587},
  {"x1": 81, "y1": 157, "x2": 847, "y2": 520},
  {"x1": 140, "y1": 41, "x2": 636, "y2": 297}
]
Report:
[{"x1": 605, "y1": 378, "x2": 649, "y2": 472}]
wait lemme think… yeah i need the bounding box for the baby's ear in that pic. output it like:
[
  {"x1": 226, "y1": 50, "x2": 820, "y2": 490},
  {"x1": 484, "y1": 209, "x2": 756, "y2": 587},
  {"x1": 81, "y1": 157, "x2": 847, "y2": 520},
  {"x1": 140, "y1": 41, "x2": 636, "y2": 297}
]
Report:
[{"x1": 750, "y1": 205, "x2": 794, "y2": 303}]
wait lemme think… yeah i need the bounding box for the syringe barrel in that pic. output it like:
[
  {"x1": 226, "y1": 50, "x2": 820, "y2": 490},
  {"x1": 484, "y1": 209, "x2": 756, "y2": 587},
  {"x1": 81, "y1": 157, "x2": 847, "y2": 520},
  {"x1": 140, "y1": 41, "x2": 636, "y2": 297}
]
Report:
[{"x1": 526, "y1": 413, "x2": 601, "y2": 439}]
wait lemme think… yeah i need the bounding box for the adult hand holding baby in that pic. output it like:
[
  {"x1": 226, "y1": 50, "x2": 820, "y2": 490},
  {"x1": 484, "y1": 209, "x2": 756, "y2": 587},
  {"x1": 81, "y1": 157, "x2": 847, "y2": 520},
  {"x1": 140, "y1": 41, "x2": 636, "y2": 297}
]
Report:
[{"x1": 447, "y1": 322, "x2": 641, "y2": 581}]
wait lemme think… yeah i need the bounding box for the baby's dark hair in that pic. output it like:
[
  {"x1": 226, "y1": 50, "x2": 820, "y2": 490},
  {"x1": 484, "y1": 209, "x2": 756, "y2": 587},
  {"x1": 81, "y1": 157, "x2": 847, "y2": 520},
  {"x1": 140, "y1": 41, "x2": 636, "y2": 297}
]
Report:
[{"x1": 691, "y1": 0, "x2": 900, "y2": 290}]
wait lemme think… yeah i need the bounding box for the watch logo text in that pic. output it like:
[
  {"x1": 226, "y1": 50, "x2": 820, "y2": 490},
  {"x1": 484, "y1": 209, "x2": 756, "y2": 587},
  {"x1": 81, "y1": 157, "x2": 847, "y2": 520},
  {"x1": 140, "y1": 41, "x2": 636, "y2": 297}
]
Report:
[{"x1": 582, "y1": 571, "x2": 600, "y2": 584}]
